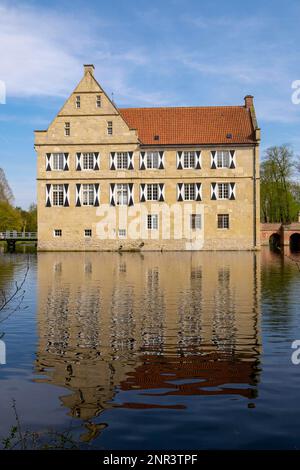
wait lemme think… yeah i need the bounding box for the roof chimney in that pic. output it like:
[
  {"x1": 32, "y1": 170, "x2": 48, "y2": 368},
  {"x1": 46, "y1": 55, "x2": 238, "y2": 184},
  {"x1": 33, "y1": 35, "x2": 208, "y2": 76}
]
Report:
[
  {"x1": 84, "y1": 64, "x2": 95, "y2": 76},
  {"x1": 244, "y1": 95, "x2": 254, "y2": 109}
]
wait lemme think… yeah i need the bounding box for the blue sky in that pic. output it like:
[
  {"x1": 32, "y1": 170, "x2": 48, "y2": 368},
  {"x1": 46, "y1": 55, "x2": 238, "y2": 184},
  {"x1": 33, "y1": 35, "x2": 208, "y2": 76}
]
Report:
[{"x1": 0, "y1": 0, "x2": 300, "y2": 208}]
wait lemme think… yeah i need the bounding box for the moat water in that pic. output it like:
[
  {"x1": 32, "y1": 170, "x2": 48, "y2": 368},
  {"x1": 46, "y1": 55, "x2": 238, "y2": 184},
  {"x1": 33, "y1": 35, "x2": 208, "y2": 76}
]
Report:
[{"x1": 0, "y1": 247, "x2": 300, "y2": 449}]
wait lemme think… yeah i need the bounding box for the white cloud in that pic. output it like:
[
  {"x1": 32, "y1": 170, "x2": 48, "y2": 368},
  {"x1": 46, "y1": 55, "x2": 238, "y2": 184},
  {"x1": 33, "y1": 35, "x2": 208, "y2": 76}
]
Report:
[{"x1": 0, "y1": 2, "x2": 172, "y2": 105}]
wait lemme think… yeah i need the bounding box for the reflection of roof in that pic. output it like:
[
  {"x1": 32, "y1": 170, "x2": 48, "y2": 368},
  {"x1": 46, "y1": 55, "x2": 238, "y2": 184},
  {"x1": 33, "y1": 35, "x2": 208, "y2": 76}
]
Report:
[
  {"x1": 119, "y1": 106, "x2": 255, "y2": 145},
  {"x1": 117, "y1": 352, "x2": 259, "y2": 406}
]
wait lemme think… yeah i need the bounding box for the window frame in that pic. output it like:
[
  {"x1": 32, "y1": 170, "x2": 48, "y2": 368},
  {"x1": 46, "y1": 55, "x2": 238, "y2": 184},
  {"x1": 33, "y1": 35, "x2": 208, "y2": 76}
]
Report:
[
  {"x1": 184, "y1": 183, "x2": 196, "y2": 201},
  {"x1": 217, "y1": 214, "x2": 230, "y2": 229},
  {"x1": 54, "y1": 229, "x2": 62, "y2": 237},
  {"x1": 146, "y1": 183, "x2": 159, "y2": 201},
  {"x1": 183, "y1": 151, "x2": 196, "y2": 169},
  {"x1": 118, "y1": 229, "x2": 126, "y2": 238},
  {"x1": 64, "y1": 122, "x2": 70, "y2": 136},
  {"x1": 116, "y1": 183, "x2": 128, "y2": 206},
  {"x1": 216, "y1": 150, "x2": 230, "y2": 168},
  {"x1": 190, "y1": 214, "x2": 202, "y2": 230},
  {"x1": 75, "y1": 95, "x2": 80, "y2": 109},
  {"x1": 217, "y1": 183, "x2": 230, "y2": 199},
  {"x1": 84, "y1": 229, "x2": 92, "y2": 237},
  {"x1": 52, "y1": 153, "x2": 65, "y2": 171},
  {"x1": 82, "y1": 152, "x2": 95, "y2": 171},
  {"x1": 96, "y1": 95, "x2": 101, "y2": 108},
  {"x1": 147, "y1": 214, "x2": 158, "y2": 230},
  {"x1": 146, "y1": 151, "x2": 159, "y2": 169},
  {"x1": 107, "y1": 121, "x2": 113, "y2": 135},
  {"x1": 52, "y1": 184, "x2": 64, "y2": 206},
  {"x1": 82, "y1": 184, "x2": 95, "y2": 206},
  {"x1": 116, "y1": 152, "x2": 128, "y2": 170}
]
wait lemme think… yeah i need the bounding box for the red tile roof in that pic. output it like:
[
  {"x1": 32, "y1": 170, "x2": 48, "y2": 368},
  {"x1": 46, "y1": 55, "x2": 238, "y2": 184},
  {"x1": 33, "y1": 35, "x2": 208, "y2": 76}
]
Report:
[{"x1": 119, "y1": 105, "x2": 256, "y2": 146}]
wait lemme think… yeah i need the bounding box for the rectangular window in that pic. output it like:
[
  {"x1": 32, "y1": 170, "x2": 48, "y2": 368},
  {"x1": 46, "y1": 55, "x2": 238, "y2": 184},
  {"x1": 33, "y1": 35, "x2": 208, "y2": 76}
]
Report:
[
  {"x1": 191, "y1": 214, "x2": 202, "y2": 229},
  {"x1": 107, "y1": 121, "x2": 113, "y2": 135},
  {"x1": 52, "y1": 184, "x2": 64, "y2": 206},
  {"x1": 184, "y1": 183, "x2": 195, "y2": 201},
  {"x1": 54, "y1": 229, "x2": 62, "y2": 237},
  {"x1": 96, "y1": 95, "x2": 101, "y2": 108},
  {"x1": 75, "y1": 95, "x2": 80, "y2": 108},
  {"x1": 82, "y1": 184, "x2": 94, "y2": 206},
  {"x1": 116, "y1": 184, "x2": 128, "y2": 205},
  {"x1": 183, "y1": 151, "x2": 195, "y2": 169},
  {"x1": 118, "y1": 229, "x2": 126, "y2": 238},
  {"x1": 218, "y1": 183, "x2": 229, "y2": 199},
  {"x1": 146, "y1": 151, "x2": 159, "y2": 169},
  {"x1": 82, "y1": 152, "x2": 94, "y2": 170},
  {"x1": 116, "y1": 152, "x2": 128, "y2": 169},
  {"x1": 52, "y1": 153, "x2": 65, "y2": 171},
  {"x1": 147, "y1": 214, "x2": 158, "y2": 230},
  {"x1": 84, "y1": 229, "x2": 92, "y2": 237},
  {"x1": 64, "y1": 122, "x2": 70, "y2": 136},
  {"x1": 147, "y1": 183, "x2": 158, "y2": 201},
  {"x1": 218, "y1": 214, "x2": 230, "y2": 229},
  {"x1": 217, "y1": 151, "x2": 230, "y2": 168}
]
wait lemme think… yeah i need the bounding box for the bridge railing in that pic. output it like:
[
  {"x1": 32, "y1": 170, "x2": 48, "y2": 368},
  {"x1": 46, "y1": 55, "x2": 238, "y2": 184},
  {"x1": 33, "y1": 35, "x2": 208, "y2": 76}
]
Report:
[{"x1": 0, "y1": 231, "x2": 37, "y2": 240}]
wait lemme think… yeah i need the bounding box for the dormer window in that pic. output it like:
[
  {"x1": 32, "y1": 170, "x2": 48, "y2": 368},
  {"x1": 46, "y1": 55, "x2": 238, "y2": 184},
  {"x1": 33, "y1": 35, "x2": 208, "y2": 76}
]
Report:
[
  {"x1": 64, "y1": 122, "x2": 70, "y2": 136},
  {"x1": 96, "y1": 95, "x2": 101, "y2": 108},
  {"x1": 75, "y1": 96, "x2": 80, "y2": 108},
  {"x1": 107, "y1": 121, "x2": 113, "y2": 135}
]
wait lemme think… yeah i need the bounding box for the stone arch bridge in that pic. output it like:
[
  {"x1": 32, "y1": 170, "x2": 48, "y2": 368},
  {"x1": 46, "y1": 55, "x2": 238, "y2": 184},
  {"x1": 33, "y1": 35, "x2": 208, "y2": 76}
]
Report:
[{"x1": 261, "y1": 222, "x2": 300, "y2": 251}]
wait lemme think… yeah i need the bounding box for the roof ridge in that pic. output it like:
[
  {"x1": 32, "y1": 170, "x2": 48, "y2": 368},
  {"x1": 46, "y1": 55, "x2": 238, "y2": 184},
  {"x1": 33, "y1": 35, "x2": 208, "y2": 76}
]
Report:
[{"x1": 119, "y1": 105, "x2": 246, "y2": 111}]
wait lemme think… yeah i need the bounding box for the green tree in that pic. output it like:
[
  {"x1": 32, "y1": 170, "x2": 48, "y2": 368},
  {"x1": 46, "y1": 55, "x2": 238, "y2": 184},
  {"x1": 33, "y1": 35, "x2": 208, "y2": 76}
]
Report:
[
  {"x1": 0, "y1": 202, "x2": 23, "y2": 231},
  {"x1": 16, "y1": 204, "x2": 37, "y2": 232},
  {"x1": 261, "y1": 145, "x2": 300, "y2": 223}
]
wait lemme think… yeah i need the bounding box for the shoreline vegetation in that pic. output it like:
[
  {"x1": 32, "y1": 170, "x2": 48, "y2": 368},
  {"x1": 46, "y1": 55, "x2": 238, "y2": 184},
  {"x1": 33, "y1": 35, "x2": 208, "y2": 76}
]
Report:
[{"x1": 0, "y1": 167, "x2": 37, "y2": 233}]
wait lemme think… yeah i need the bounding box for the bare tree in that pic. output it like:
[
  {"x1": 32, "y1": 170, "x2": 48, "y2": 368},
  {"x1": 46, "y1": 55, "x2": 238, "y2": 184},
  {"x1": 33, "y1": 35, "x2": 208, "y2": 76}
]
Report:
[{"x1": 0, "y1": 167, "x2": 14, "y2": 205}]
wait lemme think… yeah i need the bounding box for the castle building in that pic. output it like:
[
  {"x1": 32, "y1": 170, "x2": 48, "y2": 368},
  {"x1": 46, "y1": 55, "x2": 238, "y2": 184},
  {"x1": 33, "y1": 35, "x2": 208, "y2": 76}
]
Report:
[{"x1": 35, "y1": 64, "x2": 260, "y2": 251}]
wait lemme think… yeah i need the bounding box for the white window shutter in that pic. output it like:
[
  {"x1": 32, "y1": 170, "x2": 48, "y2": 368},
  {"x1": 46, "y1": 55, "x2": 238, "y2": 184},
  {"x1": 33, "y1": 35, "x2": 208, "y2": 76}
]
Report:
[
  {"x1": 177, "y1": 151, "x2": 183, "y2": 169},
  {"x1": 158, "y1": 183, "x2": 165, "y2": 202},
  {"x1": 177, "y1": 183, "x2": 184, "y2": 201},
  {"x1": 195, "y1": 151, "x2": 201, "y2": 169},
  {"x1": 46, "y1": 153, "x2": 52, "y2": 171},
  {"x1": 229, "y1": 182, "x2": 236, "y2": 200},
  {"x1": 140, "y1": 184, "x2": 146, "y2": 202},
  {"x1": 211, "y1": 151, "x2": 217, "y2": 169},
  {"x1": 128, "y1": 183, "x2": 134, "y2": 206},
  {"x1": 94, "y1": 183, "x2": 100, "y2": 206},
  {"x1": 159, "y1": 151, "x2": 164, "y2": 169},
  {"x1": 76, "y1": 184, "x2": 81, "y2": 206},
  {"x1": 94, "y1": 152, "x2": 100, "y2": 170},
  {"x1": 110, "y1": 183, "x2": 116, "y2": 206},
  {"x1": 195, "y1": 183, "x2": 202, "y2": 201},
  {"x1": 76, "y1": 153, "x2": 82, "y2": 171},
  {"x1": 63, "y1": 153, "x2": 69, "y2": 171},
  {"x1": 46, "y1": 184, "x2": 52, "y2": 207},
  {"x1": 230, "y1": 150, "x2": 236, "y2": 169},
  {"x1": 110, "y1": 152, "x2": 116, "y2": 170},
  {"x1": 63, "y1": 184, "x2": 69, "y2": 207},
  {"x1": 211, "y1": 183, "x2": 217, "y2": 200},
  {"x1": 128, "y1": 152, "x2": 134, "y2": 170},
  {"x1": 140, "y1": 152, "x2": 146, "y2": 170}
]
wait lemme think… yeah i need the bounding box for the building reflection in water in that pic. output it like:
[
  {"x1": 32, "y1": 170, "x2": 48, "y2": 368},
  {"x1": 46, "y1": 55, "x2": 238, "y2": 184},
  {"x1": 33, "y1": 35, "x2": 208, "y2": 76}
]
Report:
[{"x1": 35, "y1": 252, "x2": 261, "y2": 442}]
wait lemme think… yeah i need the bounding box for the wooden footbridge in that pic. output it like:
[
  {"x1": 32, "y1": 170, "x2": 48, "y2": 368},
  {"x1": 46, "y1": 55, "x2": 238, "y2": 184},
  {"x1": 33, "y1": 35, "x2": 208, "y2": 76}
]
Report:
[{"x1": 0, "y1": 231, "x2": 37, "y2": 251}]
